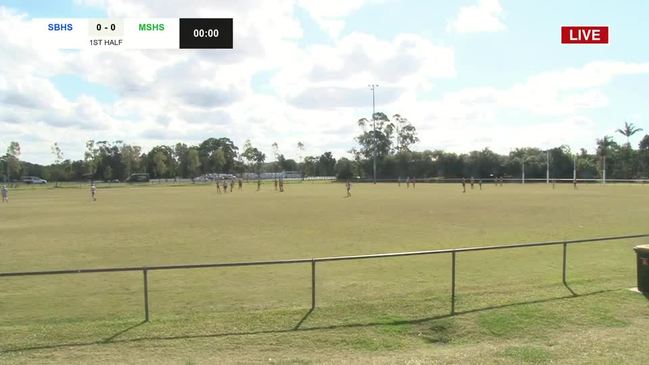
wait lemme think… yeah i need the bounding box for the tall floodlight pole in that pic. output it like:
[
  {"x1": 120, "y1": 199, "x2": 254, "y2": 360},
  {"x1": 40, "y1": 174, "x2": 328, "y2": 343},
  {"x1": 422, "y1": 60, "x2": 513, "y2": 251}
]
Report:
[
  {"x1": 521, "y1": 160, "x2": 525, "y2": 184},
  {"x1": 369, "y1": 84, "x2": 379, "y2": 184},
  {"x1": 573, "y1": 154, "x2": 577, "y2": 181},
  {"x1": 602, "y1": 155, "x2": 606, "y2": 184},
  {"x1": 546, "y1": 150, "x2": 550, "y2": 184}
]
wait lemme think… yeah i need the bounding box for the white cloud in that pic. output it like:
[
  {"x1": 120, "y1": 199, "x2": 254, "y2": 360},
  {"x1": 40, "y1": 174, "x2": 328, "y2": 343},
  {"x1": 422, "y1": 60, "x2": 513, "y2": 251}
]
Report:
[
  {"x1": 297, "y1": 0, "x2": 367, "y2": 38},
  {"x1": 428, "y1": 117, "x2": 599, "y2": 154},
  {"x1": 390, "y1": 61, "x2": 649, "y2": 155},
  {"x1": 6, "y1": 2, "x2": 418, "y2": 163},
  {"x1": 3, "y1": 2, "x2": 649, "y2": 165},
  {"x1": 501, "y1": 61, "x2": 649, "y2": 115},
  {"x1": 274, "y1": 32, "x2": 455, "y2": 108},
  {"x1": 447, "y1": 0, "x2": 506, "y2": 33}
]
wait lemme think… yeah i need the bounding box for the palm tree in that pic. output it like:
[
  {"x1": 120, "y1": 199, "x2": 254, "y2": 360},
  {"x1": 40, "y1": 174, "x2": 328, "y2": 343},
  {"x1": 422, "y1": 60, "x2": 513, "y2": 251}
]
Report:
[{"x1": 616, "y1": 122, "x2": 643, "y2": 145}]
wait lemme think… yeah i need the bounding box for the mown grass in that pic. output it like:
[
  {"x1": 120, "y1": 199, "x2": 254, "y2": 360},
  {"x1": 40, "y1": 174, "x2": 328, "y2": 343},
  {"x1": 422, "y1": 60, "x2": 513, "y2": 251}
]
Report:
[{"x1": 0, "y1": 182, "x2": 648, "y2": 363}]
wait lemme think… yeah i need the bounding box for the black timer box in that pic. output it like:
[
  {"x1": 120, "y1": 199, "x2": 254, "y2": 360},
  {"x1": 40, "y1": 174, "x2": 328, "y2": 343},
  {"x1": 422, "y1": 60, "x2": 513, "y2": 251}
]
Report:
[{"x1": 179, "y1": 18, "x2": 233, "y2": 49}]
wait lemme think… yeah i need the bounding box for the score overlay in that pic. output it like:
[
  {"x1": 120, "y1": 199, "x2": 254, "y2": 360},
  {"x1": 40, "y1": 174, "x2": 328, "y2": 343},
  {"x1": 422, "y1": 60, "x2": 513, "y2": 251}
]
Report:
[{"x1": 29, "y1": 18, "x2": 233, "y2": 49}]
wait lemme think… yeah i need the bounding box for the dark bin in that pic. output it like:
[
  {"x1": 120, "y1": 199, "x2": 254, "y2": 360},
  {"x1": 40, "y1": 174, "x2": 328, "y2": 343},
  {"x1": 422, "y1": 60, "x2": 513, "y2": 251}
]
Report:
[{"x1": 634, "y1": 245, "x2": 649, "y2": 293}]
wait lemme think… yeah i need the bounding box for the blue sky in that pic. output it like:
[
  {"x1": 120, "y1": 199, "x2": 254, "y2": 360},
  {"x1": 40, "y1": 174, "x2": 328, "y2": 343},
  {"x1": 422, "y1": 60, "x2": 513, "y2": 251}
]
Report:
[{"x1": 1, "y1": 0, "x2": 649, "y2": 164}]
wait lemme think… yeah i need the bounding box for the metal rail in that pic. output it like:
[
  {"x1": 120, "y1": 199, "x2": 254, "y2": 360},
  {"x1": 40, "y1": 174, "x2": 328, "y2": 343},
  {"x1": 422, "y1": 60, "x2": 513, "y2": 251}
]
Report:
[
  {"x1": 351, "y1": 177, "x2": 649, "y2": 184},
  {"x1": 1, "y1": 233, "x2": 646, "y2": 322}
]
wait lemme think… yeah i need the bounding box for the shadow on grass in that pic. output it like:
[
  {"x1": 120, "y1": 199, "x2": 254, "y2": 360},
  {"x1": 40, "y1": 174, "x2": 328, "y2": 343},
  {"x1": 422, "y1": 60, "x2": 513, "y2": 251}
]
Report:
[
  {"x1": 563, "y1": 281, "x2": 577, "y2": 296},
  {"x1": 454, "y1": 288, "x2": 612, "y2": 315},
  {"x1": 0, "y1": 288, "x2": 617, "y2": 354},
  {"x1": 0, "y1": 320, "x2": 146, "y2": 354},
  {"x1": 101, "y1": 320, "x2": 147, "y2": 342},
  {"x1": 293, "y1": 308, "x2": 313, "y2": 330}
]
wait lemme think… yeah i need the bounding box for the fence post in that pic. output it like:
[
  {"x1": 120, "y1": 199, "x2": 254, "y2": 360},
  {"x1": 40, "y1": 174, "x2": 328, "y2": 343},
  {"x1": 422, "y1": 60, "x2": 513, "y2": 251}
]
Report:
[
  {"x1": 451, "y1": 251, "x2": 456, "y2": 315},
  {"x1": 562, "y1": 241, "x2": 567, "y2": 286},
  {"x1": 143, "y1": 269, "x2": 149, "y2": 322},
  {"x1": 311, "y1": 260, "x2": 316, "y2": 310}
]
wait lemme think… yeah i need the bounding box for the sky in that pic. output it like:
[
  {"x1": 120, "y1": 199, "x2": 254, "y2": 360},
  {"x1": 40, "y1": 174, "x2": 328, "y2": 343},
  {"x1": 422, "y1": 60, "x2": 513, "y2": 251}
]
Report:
[{"x1": 1, "y1": 0, "x2": 649, "y2": 164}]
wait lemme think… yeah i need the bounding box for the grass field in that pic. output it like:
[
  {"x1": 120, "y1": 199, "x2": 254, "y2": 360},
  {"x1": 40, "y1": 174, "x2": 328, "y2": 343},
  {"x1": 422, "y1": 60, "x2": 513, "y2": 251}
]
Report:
[{"x1": 1, "y1": 182, "x2": 648, "y2": 364}]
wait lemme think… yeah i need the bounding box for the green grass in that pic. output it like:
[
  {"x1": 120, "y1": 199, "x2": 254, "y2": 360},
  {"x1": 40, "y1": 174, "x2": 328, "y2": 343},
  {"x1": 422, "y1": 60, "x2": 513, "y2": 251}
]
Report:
[
  {"x1": 1, "y1": 182, "x2": 648, "y2": 363},
  {"x1": 501, "y1": 345, "x2": 552, "y2": 363}
]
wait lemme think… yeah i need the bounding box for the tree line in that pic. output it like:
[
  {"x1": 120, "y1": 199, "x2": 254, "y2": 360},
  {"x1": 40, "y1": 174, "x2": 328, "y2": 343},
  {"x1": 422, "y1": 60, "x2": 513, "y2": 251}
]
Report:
[{"x1": 1, "y1": 117, "x2": 648, "y2": 182}]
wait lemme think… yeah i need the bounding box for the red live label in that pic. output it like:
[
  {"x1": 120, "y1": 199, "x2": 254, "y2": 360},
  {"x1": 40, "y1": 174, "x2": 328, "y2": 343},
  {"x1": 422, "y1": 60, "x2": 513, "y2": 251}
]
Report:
[{"x1": 561, "y1": 26, "x2": 609, "y2": 44}]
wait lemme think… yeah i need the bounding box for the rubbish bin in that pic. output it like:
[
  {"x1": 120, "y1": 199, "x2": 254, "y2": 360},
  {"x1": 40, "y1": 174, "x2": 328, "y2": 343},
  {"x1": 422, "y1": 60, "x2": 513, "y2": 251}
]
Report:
[{"x1": 634, "y1": 245, "x2": 649, "y2": 293}]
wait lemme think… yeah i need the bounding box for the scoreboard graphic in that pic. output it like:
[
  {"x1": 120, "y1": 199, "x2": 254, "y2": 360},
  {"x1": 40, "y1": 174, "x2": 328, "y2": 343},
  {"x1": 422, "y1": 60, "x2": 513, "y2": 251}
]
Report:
[{"x1": 29, "y1": 18, "x2": 233, "y2": 49}]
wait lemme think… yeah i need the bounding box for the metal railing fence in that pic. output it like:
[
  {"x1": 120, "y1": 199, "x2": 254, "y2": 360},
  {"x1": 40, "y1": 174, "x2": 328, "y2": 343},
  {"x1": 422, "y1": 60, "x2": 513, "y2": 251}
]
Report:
[
  {"x1": 1, "y1": 233, "x2": 646, "y2": 322},
  {"x1": 351, "y1": 177, "x2": 649, "y2": 184}
]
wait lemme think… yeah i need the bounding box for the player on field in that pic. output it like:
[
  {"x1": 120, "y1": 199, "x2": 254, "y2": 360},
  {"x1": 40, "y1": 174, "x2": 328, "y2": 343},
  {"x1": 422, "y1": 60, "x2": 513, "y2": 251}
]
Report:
[
  {"x1": 229, "y1": 179, "x2": 234, "y2": 192},
  {"x1": 462, "y1": 178, "x2": 466, "y2": 193},
  {"x1": 573, "y1": 177, "x2": 577, "y2": 190},
  {"x1": 222, "y1": 178, "x2": 228, "y2": 193},
  {"x1": 346, "y1": 179, "x2": 352, "y2": 198},
  {"x1": 406, "y1": 176, "x2": 410, "y2": 188},
  {"x1": 412, "y1": 176, "x2": 416, "y2": 189},
  {"x1": 470, "y1": 176, "x2": 474, "y2": 190},
  {"x1": 216, "y1": 178, "x2": 221, "y2": 193},
  {"x1": 274, "y1": 178, "x2": 278, "y2": 191},
  {"x1": 479, "y1": 179, "x2": 483, "y2": 190},
  {"x1": 238, "y1": 178, "x2": 243, "y2": 191},
  {"x1": 279, "y1": 177, "x2": 284, "y2": 192},
  {"x1": 398, "y1": 176, "x2": 401, "y2": 187},
  {"x1": 1, "y1": 185, "x2": 8, "y2": 202},
  {"x1": 257, "y1": 178, "x2": 261, "y2": 191},
  {"x1": 90, "y1": 183, "x2": 97, "y2": 201}
]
